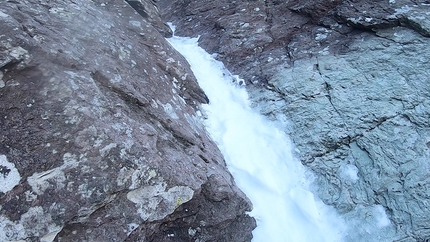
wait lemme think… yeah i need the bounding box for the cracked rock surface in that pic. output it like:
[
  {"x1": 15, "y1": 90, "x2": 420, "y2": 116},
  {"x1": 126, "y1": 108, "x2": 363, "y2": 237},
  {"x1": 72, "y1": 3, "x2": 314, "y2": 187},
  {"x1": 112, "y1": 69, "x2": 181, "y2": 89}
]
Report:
[
  {"x1": 161, "y1": 0, "x2": 430, "y2": 241},
  {"x1": 0, "y1": 0, "x2": 255, "y2": 241}
]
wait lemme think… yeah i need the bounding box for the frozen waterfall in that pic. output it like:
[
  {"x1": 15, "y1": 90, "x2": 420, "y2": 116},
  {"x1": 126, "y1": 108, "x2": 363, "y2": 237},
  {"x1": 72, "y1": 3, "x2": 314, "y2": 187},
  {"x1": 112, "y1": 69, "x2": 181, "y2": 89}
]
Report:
[{"x1": 167, "y1": 33, "x2": 346, "y2": 242}]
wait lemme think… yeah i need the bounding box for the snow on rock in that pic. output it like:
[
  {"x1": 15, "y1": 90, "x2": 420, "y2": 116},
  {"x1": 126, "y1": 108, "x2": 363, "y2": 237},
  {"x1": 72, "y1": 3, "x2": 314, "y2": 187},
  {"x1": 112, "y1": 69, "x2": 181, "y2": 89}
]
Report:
[
  {"x1": 339, "y1": 164, "x2": 359, "y2": 182},
  {"x1": 0, "y1": 155, "x2": 20, "y2": 193}
]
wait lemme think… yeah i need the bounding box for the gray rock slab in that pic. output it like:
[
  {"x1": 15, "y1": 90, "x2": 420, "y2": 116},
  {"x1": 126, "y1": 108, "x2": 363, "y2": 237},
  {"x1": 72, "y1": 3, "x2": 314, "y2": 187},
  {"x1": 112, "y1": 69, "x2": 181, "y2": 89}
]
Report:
[{"x1": 0, "y1": 0, "x2": 255, "y2": 241}]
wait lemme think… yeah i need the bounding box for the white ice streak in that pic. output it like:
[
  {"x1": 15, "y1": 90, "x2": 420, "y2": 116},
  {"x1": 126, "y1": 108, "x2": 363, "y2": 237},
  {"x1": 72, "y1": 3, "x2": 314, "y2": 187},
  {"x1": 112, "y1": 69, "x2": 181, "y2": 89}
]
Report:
[{"x1": 168, "y1": 35, "x2": 346, "y2": 241}]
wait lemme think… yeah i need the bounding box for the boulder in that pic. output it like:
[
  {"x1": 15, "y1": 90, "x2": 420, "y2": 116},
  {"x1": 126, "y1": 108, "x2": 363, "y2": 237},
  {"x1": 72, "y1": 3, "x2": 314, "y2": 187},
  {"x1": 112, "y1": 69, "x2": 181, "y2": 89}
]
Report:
[{"x1": 0, "y1": 0, "x2": 255, "y2": 241}]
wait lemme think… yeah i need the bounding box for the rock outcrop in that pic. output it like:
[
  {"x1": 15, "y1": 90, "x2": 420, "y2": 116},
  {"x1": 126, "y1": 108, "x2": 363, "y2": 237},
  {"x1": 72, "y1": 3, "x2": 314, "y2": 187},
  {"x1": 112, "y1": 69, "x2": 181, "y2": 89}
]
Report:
[
  {"x1": 160, "y1": 0, "x2": 430, "y2": 241},
  {"x1": 0, "y1": 0, "x2": 255, "y2": 241}
]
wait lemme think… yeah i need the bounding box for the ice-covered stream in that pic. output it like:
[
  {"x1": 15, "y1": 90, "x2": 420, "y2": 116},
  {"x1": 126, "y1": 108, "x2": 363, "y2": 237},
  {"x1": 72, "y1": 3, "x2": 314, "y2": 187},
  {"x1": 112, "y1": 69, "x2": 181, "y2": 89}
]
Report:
[{"x1": 167, "y1": 33, "x2": 347, "y2": 242}]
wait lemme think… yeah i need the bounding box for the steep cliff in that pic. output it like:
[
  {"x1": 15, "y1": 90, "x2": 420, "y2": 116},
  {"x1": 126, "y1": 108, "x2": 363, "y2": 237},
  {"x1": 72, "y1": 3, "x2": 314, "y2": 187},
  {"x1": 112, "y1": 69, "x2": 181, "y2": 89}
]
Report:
[
  {"x1": 160, "y1": 0, "x2": 430, "y2": 241},
  {"x1": 0, "y1": 0, "x2": 255, "y2": 241}
]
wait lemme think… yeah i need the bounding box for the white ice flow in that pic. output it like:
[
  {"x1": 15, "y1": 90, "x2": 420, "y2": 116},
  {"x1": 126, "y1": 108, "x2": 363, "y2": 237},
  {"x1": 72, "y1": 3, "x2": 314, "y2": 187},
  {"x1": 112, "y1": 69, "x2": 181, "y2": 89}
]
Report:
[{"x1": 168, "y1": 32, "x2": 346, "y2": 242}]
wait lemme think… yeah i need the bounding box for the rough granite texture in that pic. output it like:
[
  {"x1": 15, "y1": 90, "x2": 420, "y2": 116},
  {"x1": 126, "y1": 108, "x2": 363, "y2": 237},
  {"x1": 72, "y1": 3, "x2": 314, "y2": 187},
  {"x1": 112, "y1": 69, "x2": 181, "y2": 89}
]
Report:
[
  {"x1": 0, "y1": 0, "x2": 256, "y2": 241},
  {"x1": 160, "y1": 0, "x2": 430, "y2": 241}
]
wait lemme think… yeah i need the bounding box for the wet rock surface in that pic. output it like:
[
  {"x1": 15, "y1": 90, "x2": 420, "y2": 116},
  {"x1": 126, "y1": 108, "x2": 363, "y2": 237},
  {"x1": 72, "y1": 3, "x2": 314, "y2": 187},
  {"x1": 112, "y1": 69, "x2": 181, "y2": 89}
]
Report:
[
  {"x1": 161, "y1": 0, "x2": 430, "y2": 241},
  {"x1": 0, "y1": 0, "x2": 255, "y2": 241}
]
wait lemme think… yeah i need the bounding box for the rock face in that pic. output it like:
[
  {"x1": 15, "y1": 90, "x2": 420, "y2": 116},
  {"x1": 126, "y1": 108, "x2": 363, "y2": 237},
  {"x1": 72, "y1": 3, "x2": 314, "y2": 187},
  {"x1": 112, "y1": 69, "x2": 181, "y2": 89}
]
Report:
[
  {"x1": 0, "y1": 0, "x2": 255, "y2": 241},
  {"x1": 160, "y1": 0, "x2": 430, "y2": 241}
]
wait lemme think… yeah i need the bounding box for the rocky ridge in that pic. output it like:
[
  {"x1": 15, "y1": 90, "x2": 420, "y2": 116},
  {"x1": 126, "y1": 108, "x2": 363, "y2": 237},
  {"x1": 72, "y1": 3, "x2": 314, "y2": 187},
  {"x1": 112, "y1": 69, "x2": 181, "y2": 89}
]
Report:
[
  {"x1": 0, "y1": 0, "x2": 255, "y2": 241},
  {"x1": 160, "y1": 0, "x2": 430, "y2": 241}
]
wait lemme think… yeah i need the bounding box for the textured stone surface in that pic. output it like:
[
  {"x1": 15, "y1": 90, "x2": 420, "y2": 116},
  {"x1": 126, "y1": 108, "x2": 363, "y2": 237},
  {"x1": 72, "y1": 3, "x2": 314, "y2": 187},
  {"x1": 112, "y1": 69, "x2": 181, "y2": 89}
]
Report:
[
  {"x1": 257, "y1": 29, "x2": 430, "y2": 241},
  {"x1": 160, "y1": 0, "x2": 430, "y2": 240},
  {"x1": 0, "y1": 0, "x2": 255, "y2": 241}
]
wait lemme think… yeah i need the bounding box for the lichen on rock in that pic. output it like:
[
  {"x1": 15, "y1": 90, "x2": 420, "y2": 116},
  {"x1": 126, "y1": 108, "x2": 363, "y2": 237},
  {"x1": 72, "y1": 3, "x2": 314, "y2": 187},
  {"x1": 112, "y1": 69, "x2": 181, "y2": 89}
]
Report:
[{"x1": 0, "y1": 0, "x2": 255, "y2": 241}]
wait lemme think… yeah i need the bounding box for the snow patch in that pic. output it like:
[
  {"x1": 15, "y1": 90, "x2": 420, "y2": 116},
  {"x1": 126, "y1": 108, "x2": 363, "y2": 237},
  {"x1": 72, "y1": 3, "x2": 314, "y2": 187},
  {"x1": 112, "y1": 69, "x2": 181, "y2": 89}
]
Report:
[
  {"x1": 127, "y1": 223, "x2": 139, "y2": 236},
  {"x1": 40, "y1": 228, "x2": 63, "y2": 242},
  {"x1": 48, "y1": 7, "x2": 64, "y2": 14},
  {"x1": 391, "y1": 5, "x2": 412, "y2": 17},
  {"x1": 339, "y1": 164, "x2": 359, "y2": 182},
  {"x1": 0, "y1": 71, "x2": 4, "y2": 88},
  {"x1": 0, "y1": 155, "x2": 21, "y2": 193},
  {"x1": 347, "y1": 16, "x2": 363, "y2": 24},
  {"x1": 0, "y1": 11, "x2": 9, "y2": 18},
  {"x1": 166, "y1": 22, "x2": 176, "y2": 33},
  {"x1": 374, "y1": 205, "x2": 391, "y2": 228},
  {"x1": 162, "y1": 102, "x2": 179, "y2": 119},
  {"x1": 343, "y1": 204, "x2": 394, "y2": 241},
  {"x1": 129, "y1": 20, "x2": 142, "y2": 28},
  {"x1": 315, "y1": 33, "x2": 328, "y2": 40}
]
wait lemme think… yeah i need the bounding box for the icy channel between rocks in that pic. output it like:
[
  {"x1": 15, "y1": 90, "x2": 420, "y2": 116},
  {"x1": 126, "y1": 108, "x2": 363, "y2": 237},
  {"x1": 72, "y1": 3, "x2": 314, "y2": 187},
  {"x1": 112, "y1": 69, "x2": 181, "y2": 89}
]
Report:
[{"x1": 167, "y1": 34, "x2": 346, "y2": 241}]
